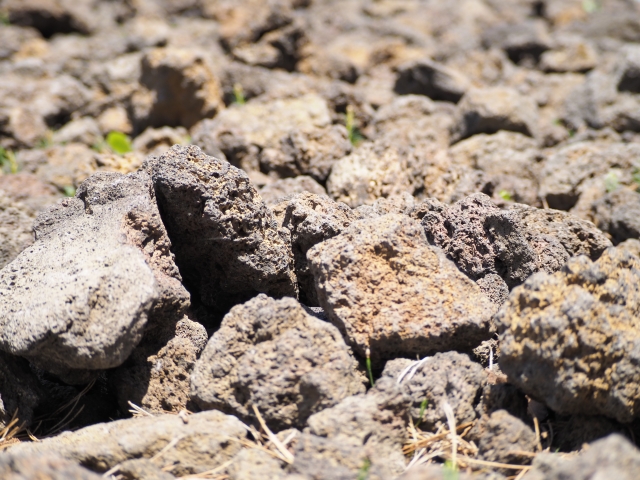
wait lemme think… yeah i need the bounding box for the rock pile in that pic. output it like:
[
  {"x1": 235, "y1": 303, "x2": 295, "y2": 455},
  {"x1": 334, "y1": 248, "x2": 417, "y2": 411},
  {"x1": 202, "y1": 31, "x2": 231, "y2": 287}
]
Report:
[{"x1": 2, "y1": 0, "x2": 640, "y2": 478}]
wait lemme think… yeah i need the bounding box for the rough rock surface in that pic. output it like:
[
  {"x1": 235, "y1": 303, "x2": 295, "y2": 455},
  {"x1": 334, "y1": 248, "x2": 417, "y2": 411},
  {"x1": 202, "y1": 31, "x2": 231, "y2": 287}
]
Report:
[
  {"x1": 590, "y1": 188, "x2": 640, "y2": 244},
  {"x1": 272, "y1": 192, "x2": 358, "y2": 305},
  {"x1": 0, "y1": 191, "x2": 35, "y2": 270},
  {"x1": 421, "y1": 194, "x2": 611, "y2": 295},
  {"x1": 0, "y1": 171, "x2": 189, "y2": 374},
  {"x1": 497, "y1": 246, "x2": 640, "y2": 422},
  {"x1": 470, "y1": 410, "x2": 537, "y2": 466},
  {"x1": 307, "y1": 213, "x2": 494, "y2": 363},
  {"x1": 0, "y1": 453, "x2": 102, "y2": 480},
  {"x1": 191, "y1": 295, "x2": 366, "y2": 430},
  {"x1": 394, "y1": 59, "x2": 470, "y2": 103},
  {"x1": 383, "y1": 352, "x2": 487, "y2": 430},
  {"x1": 305, "y1": 377, "x2": 410, "y2": 477},
  {"x1": 112, "y1": 316, "x2": 208, "y2": 414},
  {"x1": 451, "y1": 87, "x2": 539, "y2": 142},
  {"x1": 145, "y1": 144, "x2": 297, "y2": 311},
  {"x1": 258, "y1": 176, "x2": 327, "y2": 206},
  {"x1": 6, "y1": 410, "x2": 246, "y2": 476},
  {"x1": 525, "y1": 434, "x2": 640, "y2": 480},
  {"x1": 134, "y1": 48, "x2": 223, "y2": 131}
]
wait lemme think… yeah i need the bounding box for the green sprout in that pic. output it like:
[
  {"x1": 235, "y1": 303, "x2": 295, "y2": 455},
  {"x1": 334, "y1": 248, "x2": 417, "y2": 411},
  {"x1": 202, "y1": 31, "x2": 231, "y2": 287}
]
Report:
[
  {"x1": 632, "y1": 167, "x2": 640, "y2": 192},
  {"x1": 365, "y1": 347, "x2": 374, "y2": 388},
  {"x1": 498, "y1": 189, "x2": 513, "y2": 202},
  {"x1": 582, "y1": 0, "x2": 600, "y2": 13},
  {"x1": 106, "y1": 131, "x2": 132, "y2": 155},
  {"x1": 443, "y1": 460, "x2": 459, "y2": 480},
  {"x1": 0, "y1": 11, "x2": 9, "y2": 26},
  {"x1": 415, "y1": 398, "x2": 429, "y2": 427},
  {"x1": 62, "y1": 185, "x2": 76, "y2": 197},
  {"x1": 0, "y1": 147, "x2": 18, "y2": 174},
  {"x1": 357, "y1": 457, "x2": 371, "y2": 480},
  {"x1": 604, "y1": 170, "x2": 620, "y2": 193},
  {"x1": 233, "y1": 83, "x2": 246, "y2": 106},
  {"x1": 345, "y1": 105, "x2": 364, "y2": 147}
]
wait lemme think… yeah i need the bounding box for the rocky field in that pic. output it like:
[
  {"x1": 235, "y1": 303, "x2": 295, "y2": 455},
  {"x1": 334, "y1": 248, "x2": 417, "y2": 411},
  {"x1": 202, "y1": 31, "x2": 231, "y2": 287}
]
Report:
[{"x1": 1, "y1": 0, "x2": 640, "y2": 478}]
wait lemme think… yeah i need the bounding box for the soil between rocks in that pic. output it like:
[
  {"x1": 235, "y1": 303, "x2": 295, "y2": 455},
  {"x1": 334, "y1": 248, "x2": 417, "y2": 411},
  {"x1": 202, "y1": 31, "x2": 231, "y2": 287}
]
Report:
[{"x1": 1, "y1": 1, "x2": 640, "y2": 479}]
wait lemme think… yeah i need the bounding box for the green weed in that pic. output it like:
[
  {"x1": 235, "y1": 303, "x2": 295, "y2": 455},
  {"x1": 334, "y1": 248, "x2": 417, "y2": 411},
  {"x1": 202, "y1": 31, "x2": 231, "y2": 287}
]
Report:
[
  {"x1": 233, "y1": 83, "x2": 246, "y2": 106},
  {"x1": 365, "y1": 347, "x2": 374, "y2": 387},
  {"x1": 416, "y1": 398, "x2": 429, "y2": 427},
  {"x1": 63, "y1": 186, "x2": 76, "y2": 197},
  {"x1": 0, "y1": 147, "x2": 18, "y2": 174},
  {"x1": 604, "y1": 170, "x2": 620, "y2": 193},
  {"x1": 443, "y1": 460, "x2": 459, "y2": 480},
  {"x1": 35, "y1": 130, "x2": 54, "y2": 149},
  {"x1": 106, "y1": 131, "x2": 132, "y2": 155},
  {"x1": 345, "y1": 105, "x2": 364, "y2": 147},
  {"x1": 582, "y1": 0, "x2": 600, "y2": 13},
  {"x1": 0, "y1": 11, "x2": 9, "y2": 26},
  {"x1": 498, "y1": 190, "x2": 513, "y2": 202},
  {"x1": 357, "y1": 457, "x2": 371, "y2": 480}
]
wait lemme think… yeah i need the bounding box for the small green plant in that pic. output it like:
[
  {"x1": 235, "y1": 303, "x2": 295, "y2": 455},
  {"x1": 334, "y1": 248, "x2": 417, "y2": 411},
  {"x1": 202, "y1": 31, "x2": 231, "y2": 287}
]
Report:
[
  {"x1": 443, "y1": 460, "x2": 459, "y2": 480},
  {"x1": 357, "y1": 457, "x2": 371, "y2": 480},
  {"x1": 0, "y1": 11, "x2": 9, "y2": 26},
  {"x1": 345, "y1": 105, "x2": 364, "y2": 146},
  {"x1": 0, "y1": 147, "x2": 18, "y2": 174},
  {"x1": 62, "y1": 185, "x2": 76, "y2": 197},
  {"x1": 604, "y1": 170, "x2": 620, "y2": 193},
  {"x1": 498, "y1": 190, "x2": 513, "y2": 202},
  {"x1": 416, "y1": 398, "x2": 429, "y2": 426},
  {"x1": 365, "y1": 347, "x2": 374, "y2": 387},
  {"x1": 632, "y1": 167, "x2": 640, "y2": 192},
  {"x1": 106, "y1": 131, "x2": 132, "y2": 155},
  {"x1": 91, "y1": 137, "x2": 108, "y2": 153},
  {"x1": 35, "y1": 130, "x2": 54, "y2": 149},
  {"x1": 233, "y1": 83, "x2": 246, "y2": 106},
  {"x1": 582, "y1": 0, "x2": 600, "y2": 13}
]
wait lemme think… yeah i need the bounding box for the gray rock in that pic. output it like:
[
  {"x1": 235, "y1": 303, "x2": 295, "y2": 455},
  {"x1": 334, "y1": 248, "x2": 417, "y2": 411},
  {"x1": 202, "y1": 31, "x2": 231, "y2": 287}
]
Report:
[
  {"x1": 0, "y1": 171, "x2": 189, "y2": 375},
  {"x1": 469, "y1": 410, "x2": 536, "y2": 467},
  {"x1": 482, "y1": 20, "x2": 551, "y2": 65},
  {"x1": 260, "y1": 125, "x2": 352, "y2": 183},
  {"x1": 6, "y1": 410, "x2": 246, "y2": 476},
  {"x1": 134, "y1": 48, "x2": 223, "y2": 131},
  {"x1": 0, "y1": 191, "x2": 35, "y2": 270},
  {"x1": 0, "y1": 453, "x2": 101, "y2": 480},
  {"x1": 4, "y1": 0, "x2": 96, "y2": 37},
  {"x1": 383, "y1": 352, "x2": 486, "y2": 429},
  {"x1": 145, "y1": 144, "x2": 297, "y2": 312},
  {"x1": 307, "y1": 213, "x2": 494, "y2": 364},
  {"x1": 617, "y1": 45, "x2": 640, "y2": 93},
  {"x1": 227, "y1": 448, "x2": 287, "y2": 480},
  {"x1": 109, "y1": 459, "x2": 175, "y2": 480},
  {"x1": 0, "y1": 351, "x2": 42, "y2": 428},
  {"x1": 525, "y1": 434, "x2": 640, "y2": 480},
  {"x1": 259, "y1": 176, "x2": 327, "y2": 207},
  {"x1": 305, "y1": 377, "x2": 410, "y2": 477},
  {"x1": 496, "y1": 246, "x2": 640, "y2": 422},
  {"x1": 272, "y1": 193, "x2": 358, "y2": 305},
  {"x1": 112, "y1": 316, "x2": 207, "y2": 414},
  {"x1": 394, "y1": 59, "x2": 470, "y2": 103},
  {"x1": 451, "y1": 87, "x2": 539, "y2": 143},
  {"x1": 421, "y1": 194, "x2": 537, "y2": 290},
  {"x1": 326, "y1": 141, "x2": 418, "y2": 208},
  {"x1": 590, "y1": 188, "x2": 640, "y2": 243},
  {"x1": 191, "y1": 294, "x2": 366, "y2": 430}
]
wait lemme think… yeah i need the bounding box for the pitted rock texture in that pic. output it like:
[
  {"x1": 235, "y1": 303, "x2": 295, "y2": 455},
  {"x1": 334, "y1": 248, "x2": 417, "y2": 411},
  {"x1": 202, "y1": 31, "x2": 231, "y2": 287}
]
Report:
[
  {"x1": 0, "y1": 453, "x2": 102, "y2": 480},
  {"x1": 421, "y1": 194, "x2": 611, "y2": 295},
  {"x1": 497, "y1": 246, "x2": 640, "y2": 423},
  {"x1": 112, "y1": 316, "x2": 208, "y2": 414},
  {"x1": 307, "y1": 213, "x2": 494, "y2": 364},
  {"x1": 191, "y1": 294, "x2": 366, "y2": 430},
  {"x1": 145, "y1": 144, "x2": 297, "y2": 312},
  {"x1": 272, "y1": 192, "x2": 359, "y2": 305},
  {"x1": 383, "y1": 352, "x2": 486, "y2": 430},
  {"x1": 525, "y1": 434, "x2": 640, "y2": 480},
  {"x1": 0, "y1": 191, "x2": 35, "y2": 270},
  {"x1": 305, "y1": 377, "x2": 410, "y2": 477},
  {"x1": 7, "y1": 410, "x2": 246, "y2": 477},
  {"x1": 0, "y1": 171, "x2": 189, "y2": 373}
]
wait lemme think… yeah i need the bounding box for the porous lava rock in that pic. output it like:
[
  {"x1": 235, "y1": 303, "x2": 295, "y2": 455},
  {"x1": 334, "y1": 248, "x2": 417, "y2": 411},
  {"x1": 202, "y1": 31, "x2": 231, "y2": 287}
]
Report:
[
  {"x1": 0, "y1": 171, "x2": 189, "y2": 376},
  {"x1": 191, "y1": 294, "x2": 366, "y2": 430},
  {"x1": 272, "y1": 192, "x2": 359, "y2": 305},
  {"x1": 497, "y1": 246, "x2": 640, "y2": 422},
  {"x1": 145, "y1": 144, "x2": 297, "y2": 312},
  {"x1": 307, "y1": 213, "x2": 494, "y2": 364}
]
